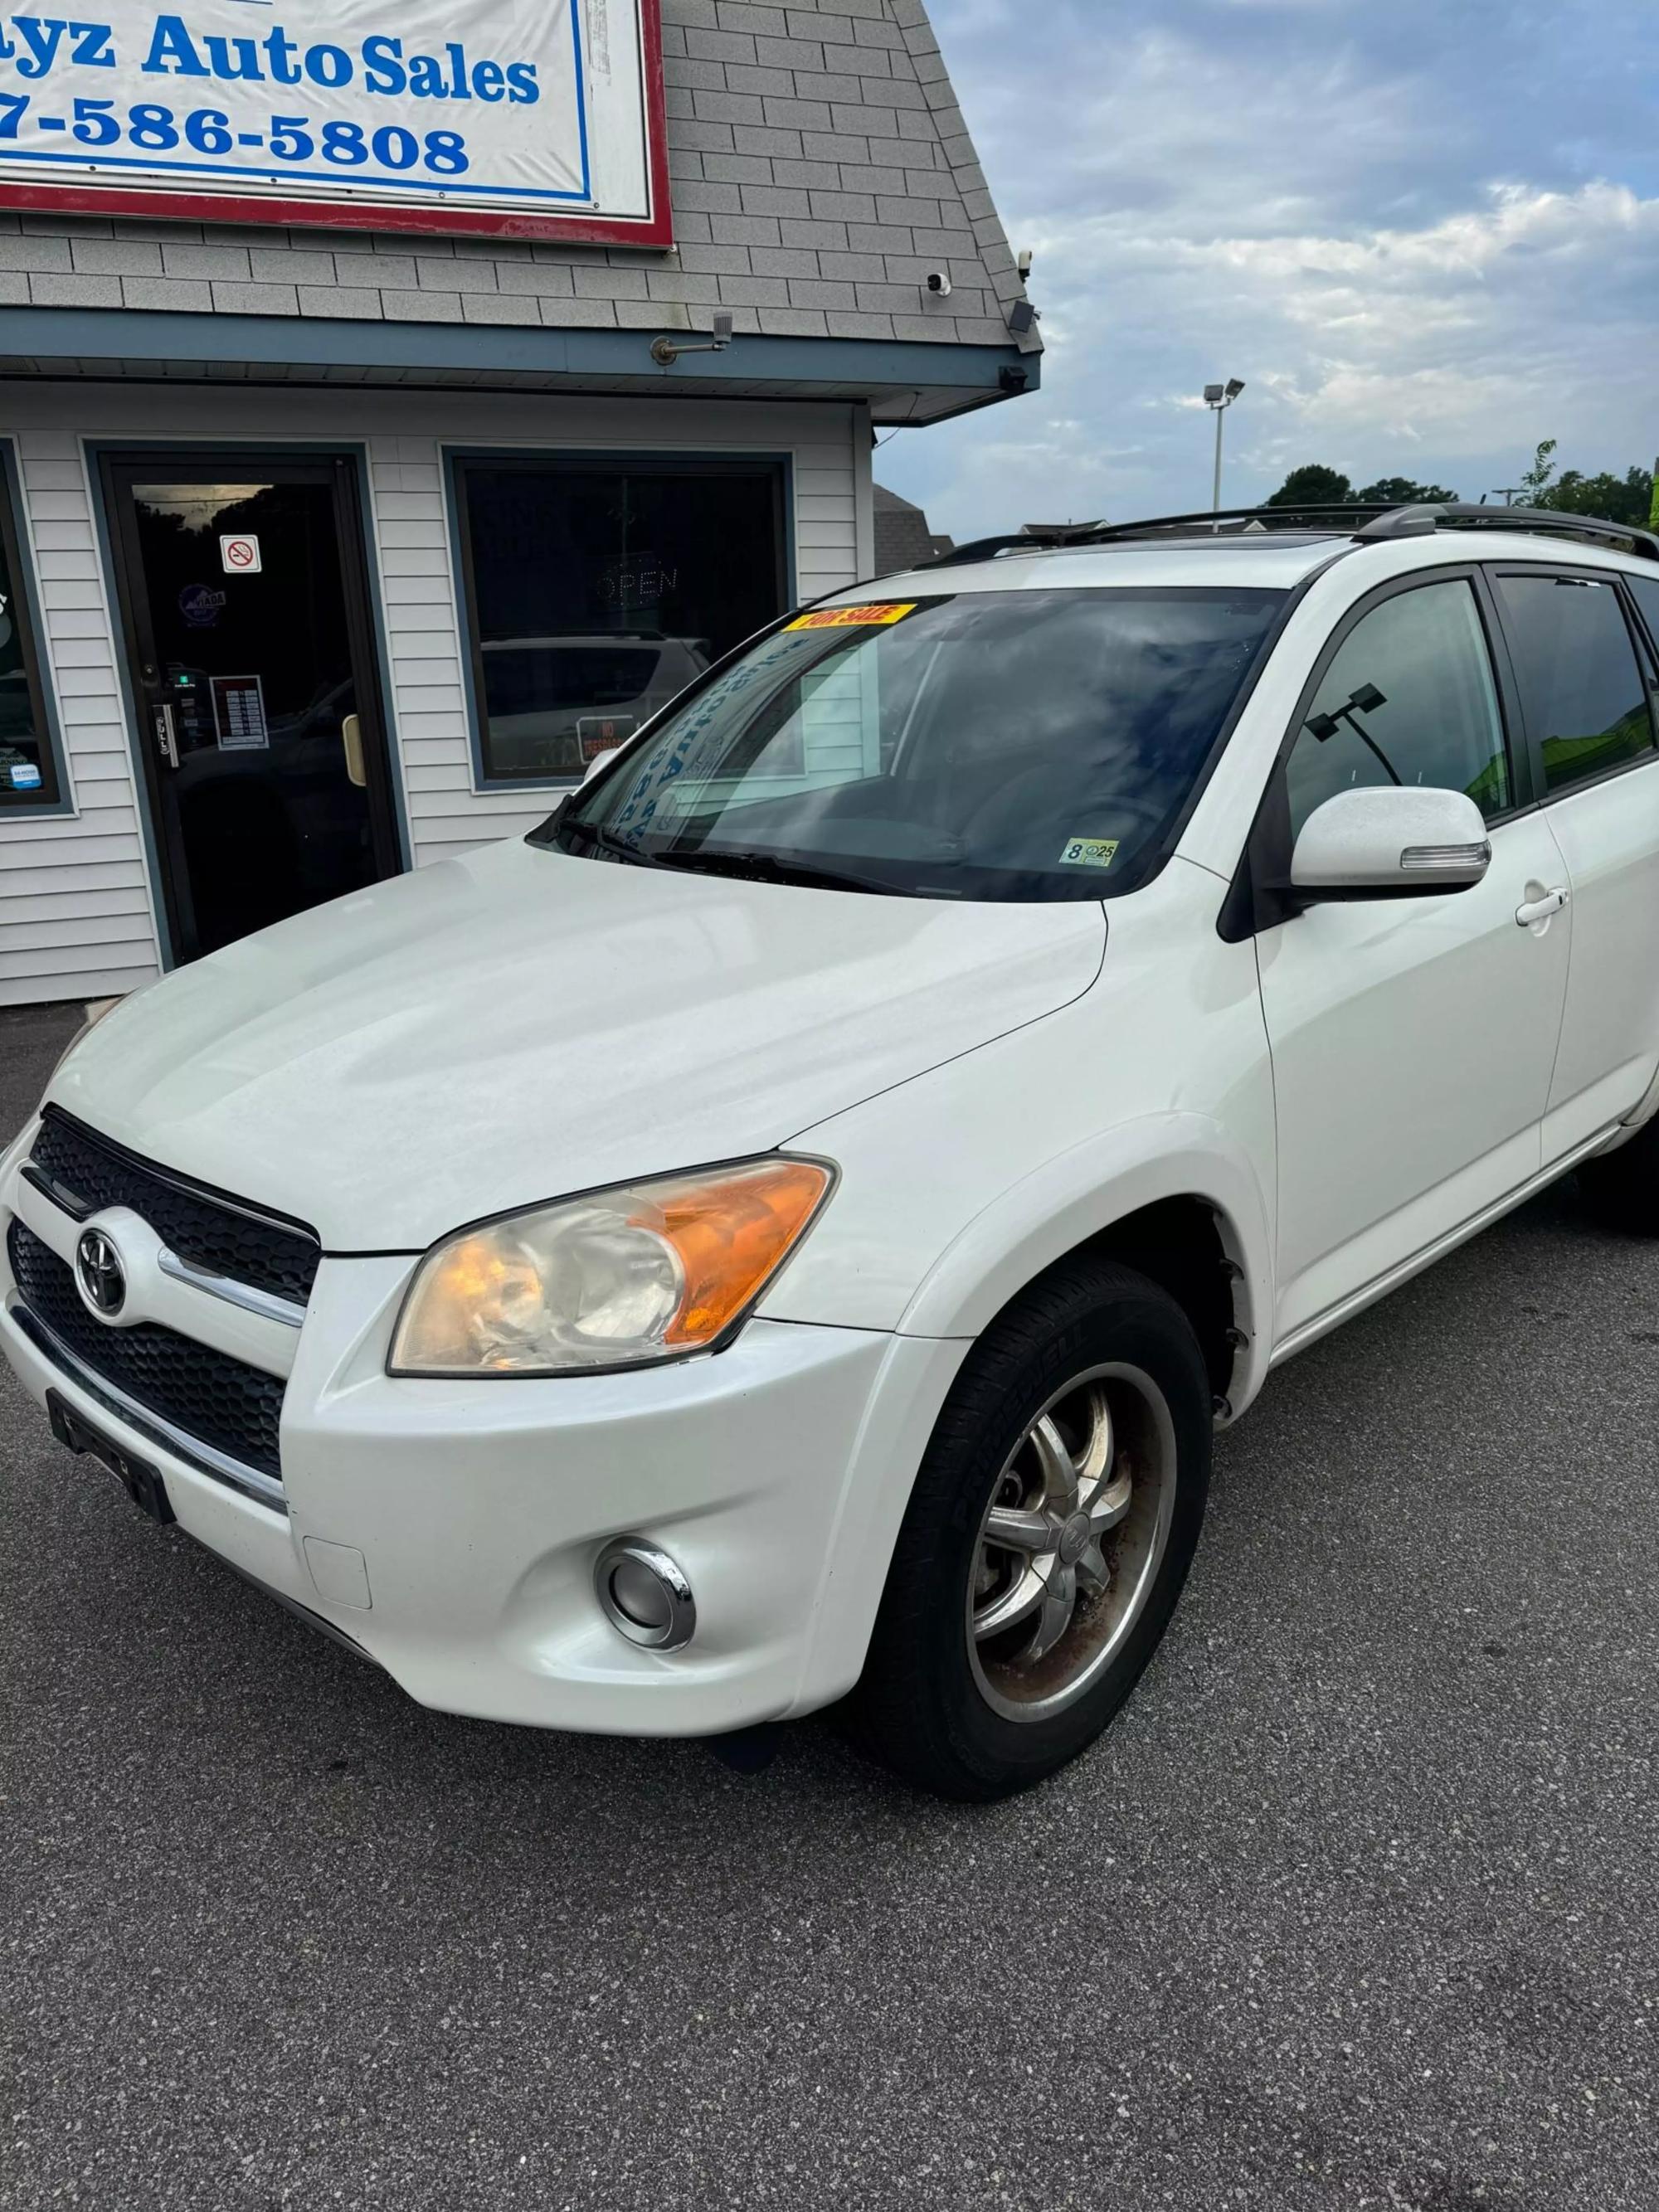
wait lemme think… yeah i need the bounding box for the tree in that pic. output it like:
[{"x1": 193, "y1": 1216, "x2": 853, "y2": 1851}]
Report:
[
  {"x1": 1353, "y1": 475, "x2": 1460, "y2": 504},
  {"x1": 1266, "y1": 446, "x2": 1655, "y2": 529},
  {"x1": 1535, "y1": 464, "x2": 1654, "y2": 530},
  {"x1": 1517, "y1": 439, "x2": 1558, "y2": 503},
  {"x1": 1266, "y1": 464, "x2": 1352, "y2": 508}
]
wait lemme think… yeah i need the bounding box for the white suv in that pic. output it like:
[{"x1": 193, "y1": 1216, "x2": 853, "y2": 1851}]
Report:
[{"x1": 6, "y1": 503, "x2": 1659, "y2": 1801}]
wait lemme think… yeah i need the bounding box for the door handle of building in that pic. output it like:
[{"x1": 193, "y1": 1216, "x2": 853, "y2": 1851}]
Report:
[
  {"x1": 341, "y1": 712, "x2": 366, "y2": 789},
  {"x1": 1515, "y1": 887, "x2": 1569, "y2": 927},
  {"x1": 152, "y1": 702, "x2": 178, "y2": 770}
]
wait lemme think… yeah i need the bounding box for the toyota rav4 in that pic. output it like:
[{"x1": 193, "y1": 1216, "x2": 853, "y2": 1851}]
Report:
[{"x1": 6, "y1": 501, "x2": 1659, "y2": 1800}]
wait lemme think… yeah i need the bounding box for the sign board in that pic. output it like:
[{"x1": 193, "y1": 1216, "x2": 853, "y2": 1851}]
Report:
[
  {"x1": 220, "y1": 533, "x2": 260, "y2": 574},
  {"x1": 210, "y1": 672, "x2": 269, "y2": 749},
  {"x1": 0, "y1": 0, "x2": 670, "y2": 244}
]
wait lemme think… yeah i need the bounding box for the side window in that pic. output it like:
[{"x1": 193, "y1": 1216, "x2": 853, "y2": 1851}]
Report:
[
  {"x1": 1286, "y1": 579, "x2": 1510, "y2": 838},
  {"x1": 0, "y1": 459, "x2": 61, "y2": 811},
  {"x1": 1492, "y1": 572, "x2": 1657, "y2": 797}
]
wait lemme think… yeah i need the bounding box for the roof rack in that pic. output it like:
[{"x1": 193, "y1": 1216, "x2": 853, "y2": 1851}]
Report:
[
  {"x1": 1391, "y1": 501, "x2": 1659, "y2": 561},
  {"x1": 930, "y1": 521, "x2": 1111, "y2": 567},
  {"x1": 927, "y1": 502, "x2": 1659, "y2": 566}
]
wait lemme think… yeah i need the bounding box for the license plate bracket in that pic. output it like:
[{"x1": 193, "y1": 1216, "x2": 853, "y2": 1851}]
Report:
[{"x1": 46, "y1": 1389, "x2": 175, "y2": 1525}]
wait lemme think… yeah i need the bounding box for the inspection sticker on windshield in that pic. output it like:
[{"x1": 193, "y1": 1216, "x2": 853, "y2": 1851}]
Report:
[
  {"x1": 786, "y1": 602, "x2": 917, "y2": 630},
  {"x1": 1058, "y1": 837, "x2": 1121, "y2": 870}
]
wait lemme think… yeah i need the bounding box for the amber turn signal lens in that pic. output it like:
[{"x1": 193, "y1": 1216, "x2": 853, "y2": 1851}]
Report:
[
  {"x1": 642, "y1": 1159, "x2": 833, "y2": 1346},
  {"x1": 392, "y1": 1155, "x2": 834, "y2": 1377}
]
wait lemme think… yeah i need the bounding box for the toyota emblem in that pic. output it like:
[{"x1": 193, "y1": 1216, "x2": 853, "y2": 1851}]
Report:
[{"x1": 75, "y1": 1228, "x2": 127, "y2": 1319}]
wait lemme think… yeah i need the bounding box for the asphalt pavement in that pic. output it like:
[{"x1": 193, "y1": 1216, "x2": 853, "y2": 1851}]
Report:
[{"x1": 2, "y1": 996, "x2": 1657, "y2": 2210}]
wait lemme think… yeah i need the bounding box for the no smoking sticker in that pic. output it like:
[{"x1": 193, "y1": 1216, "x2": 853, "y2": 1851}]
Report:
[{"x1": 220, "y1": 534, "x2": 261, "y2": 575}]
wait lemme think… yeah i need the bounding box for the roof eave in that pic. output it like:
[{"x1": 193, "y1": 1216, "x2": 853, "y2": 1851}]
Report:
[{"x1": 0, "y1": 307, "x2": 1041, "y2": 425}]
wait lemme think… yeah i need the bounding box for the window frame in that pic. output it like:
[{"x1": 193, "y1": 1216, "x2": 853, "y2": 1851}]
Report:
[
  {"x1": 1220, "y1": 563, "x2": 1530, "y2": 941},
  {"x1": 1483, "y1": 561, "x2": 1659, "y2": 806},
  {"x1": 445, "y1": 448, "x2": 795, "y2": 795},
  {"x1": 0, "y1": 439, "x2": 70, "y2": 817},
  {"x1": 1623, "y1": 572, "x2": 1659, "y2": 672}
]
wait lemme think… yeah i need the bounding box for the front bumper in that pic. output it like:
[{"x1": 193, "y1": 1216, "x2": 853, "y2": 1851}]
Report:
[{"x1": 1, "y1": 1194, "x2": 964, "y2": 1734}]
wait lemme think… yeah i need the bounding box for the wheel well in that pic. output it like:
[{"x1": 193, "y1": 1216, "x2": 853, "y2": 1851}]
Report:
[{"x1": 1068, "y1": 1198, "x2": 1239, "y2": 1406}]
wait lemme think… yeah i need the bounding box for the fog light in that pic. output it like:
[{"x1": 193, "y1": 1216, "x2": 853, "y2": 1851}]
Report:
[{"x1": 596, "y1": 1539, "x2": 696, "y2": 1652}]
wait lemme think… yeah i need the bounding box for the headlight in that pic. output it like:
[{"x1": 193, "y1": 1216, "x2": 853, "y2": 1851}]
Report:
[{"x1": 389, "y1": 1156, "x2": 834, "y2": 1378}]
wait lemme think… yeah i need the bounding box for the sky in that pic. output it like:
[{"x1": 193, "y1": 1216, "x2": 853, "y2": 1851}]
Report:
[{"x1": 878, "y1": 0, "x2": 1659, "y2": 541}]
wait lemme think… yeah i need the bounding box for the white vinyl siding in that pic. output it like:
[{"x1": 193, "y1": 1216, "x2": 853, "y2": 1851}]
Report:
[
  {"x1": 0, "y1": 384, "x2": 869, "y2": 1005},
  {"x1": 0, "y1": 430, "x2": 163, "y2": 1006}
]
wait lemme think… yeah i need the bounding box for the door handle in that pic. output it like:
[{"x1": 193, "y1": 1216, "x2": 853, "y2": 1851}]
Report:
[
  {"x1": 341, "y1": 712, "x2": 366, "y2": 790},
  {"x1": 152, "y1": 702, "x2": 178, "y2": 770},
  {"x1": 1515, "y1": 887, "x2": 1569, "y2": 927}
]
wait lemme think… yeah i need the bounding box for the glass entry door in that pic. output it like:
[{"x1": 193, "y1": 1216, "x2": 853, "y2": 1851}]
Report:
[{"x1": 102, "y1": 453, "x2": 400, "y2": 963}]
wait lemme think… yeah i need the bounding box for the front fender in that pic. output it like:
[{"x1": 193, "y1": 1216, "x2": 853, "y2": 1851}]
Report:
[
  {"x1": 895, "y1": 1111, "x2": 1275, "y2": 1417},
  {"x1": 788, "y1": 1115, "x2": 1277, "y2": 1716}
]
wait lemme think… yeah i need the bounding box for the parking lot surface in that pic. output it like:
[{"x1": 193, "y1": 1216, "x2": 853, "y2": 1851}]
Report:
[{"x1": 2, "y1": 997, "x2": 1657, "y2": 2210}]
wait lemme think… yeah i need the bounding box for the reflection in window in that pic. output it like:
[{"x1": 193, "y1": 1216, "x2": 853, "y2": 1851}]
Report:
[
  {"x1": 0, "y1": 469, "x2": 58, "y2": 809},
  {"x1": 453, "y1": 459, "x2": 786, "y2": 781},
  {"x1": 1287, "y1": 581, "x2": 1509, "y2": 836},
  {"x1": 1493, "y1": 574, "x2": 1657, "y2": 796}
]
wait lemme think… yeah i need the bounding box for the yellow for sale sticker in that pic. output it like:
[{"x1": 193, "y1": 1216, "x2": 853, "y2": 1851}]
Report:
[
  {"x1": 1058, "y1": 837, "x2": 1121, "y2": 870},
  {"x1": 786, "y1": 601, "x2": 918, "y2": 630}
]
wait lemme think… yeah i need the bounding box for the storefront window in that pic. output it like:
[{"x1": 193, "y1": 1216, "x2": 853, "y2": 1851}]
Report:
[
  {"x1": 0, "y1": 463, "x2": 61, "y2": 810},
  {"x1": 451, "y1": 456, "x2": 788, "y2": 783}
]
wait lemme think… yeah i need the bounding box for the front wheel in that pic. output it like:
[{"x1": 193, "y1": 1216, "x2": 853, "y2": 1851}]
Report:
[{"x1": 853, "y1": 1259, "x2": 1212, "y2": 1801}]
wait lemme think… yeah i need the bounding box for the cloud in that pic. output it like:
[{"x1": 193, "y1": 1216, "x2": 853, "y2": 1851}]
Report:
[{"x1": 880, "y1": 1, "x2": 1659, "y2": 538}]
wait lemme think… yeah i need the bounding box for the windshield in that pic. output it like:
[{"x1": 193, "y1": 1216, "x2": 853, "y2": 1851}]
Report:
[{"x1": 543, "y1": 586, "x2": 1286, "y2": 901}]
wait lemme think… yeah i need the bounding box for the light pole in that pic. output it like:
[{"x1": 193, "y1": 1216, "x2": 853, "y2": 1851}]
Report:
[{"x1": 1204, "y1": 378, "x2": 1246, "y2": 512}]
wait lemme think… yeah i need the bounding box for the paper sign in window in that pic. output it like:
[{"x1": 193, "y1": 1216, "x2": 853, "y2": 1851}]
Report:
[
  {"x1": 211, "y1": 673, "x2": 270, "y2": 752},
  {"x1": 786, "y1": 603, "x2": 918, "y2": 631}
]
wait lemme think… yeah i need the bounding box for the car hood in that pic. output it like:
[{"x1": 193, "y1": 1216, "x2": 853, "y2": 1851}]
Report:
[{"x1": 50, "y1": 839, "x2": 1107, "y2": 1251}]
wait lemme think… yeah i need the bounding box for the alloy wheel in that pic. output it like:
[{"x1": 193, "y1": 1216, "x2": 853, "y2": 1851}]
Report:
[{"x1": 967, "y1": 1361, "x2": 1178, "y2": 1723}]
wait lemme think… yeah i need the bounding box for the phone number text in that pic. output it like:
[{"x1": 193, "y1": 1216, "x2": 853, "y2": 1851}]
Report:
[{"x1": 0, "y1": 93, "x2": 469, "y2": 173}]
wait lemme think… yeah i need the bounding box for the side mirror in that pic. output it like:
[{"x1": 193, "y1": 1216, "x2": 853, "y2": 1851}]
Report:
[{"x1": 1290, "y1": 785, "x2": 1491, "y2": 897}]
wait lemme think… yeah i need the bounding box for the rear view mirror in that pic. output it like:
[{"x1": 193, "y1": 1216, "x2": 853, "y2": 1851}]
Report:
[{"x1": 1290, "y1": 785, "x2": 1491, "y2": 897}]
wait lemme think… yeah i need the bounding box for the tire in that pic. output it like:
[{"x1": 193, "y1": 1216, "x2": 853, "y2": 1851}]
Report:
[
  {"x1": 852, "y1": 1258, "x2": 1212, "y2": 1802},
  {"x1": 1576, "y1": 1118, "x2": 1659, "y2": 1235}
]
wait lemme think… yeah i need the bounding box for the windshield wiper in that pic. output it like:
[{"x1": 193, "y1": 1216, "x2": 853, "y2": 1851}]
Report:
[
  {"x1": 648, "y1": 847, "x2": 914, "y2": 897},
  {"x1": 558, "y1": 820, "x2": 945, "y2": 897}
]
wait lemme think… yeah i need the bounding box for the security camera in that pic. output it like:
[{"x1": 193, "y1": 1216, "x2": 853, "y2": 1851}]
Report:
[
  {"x1": 925, "y1": 271, "x2": 952, "y2": 297},
  {"x1": 1016, "y1": 247, "x2": 1034, "y2": 280}
]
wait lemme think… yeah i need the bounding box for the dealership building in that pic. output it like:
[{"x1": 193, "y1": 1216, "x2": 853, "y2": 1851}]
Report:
[{"x1": 0, "y1": 0, "x2": 1037, "y2": 1004}]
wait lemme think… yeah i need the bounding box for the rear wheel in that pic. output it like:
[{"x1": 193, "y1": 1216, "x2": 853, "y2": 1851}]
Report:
[
  {"x1": 1576, "y1": 1116, "x2": 1659, "y2": 1235},
  {"x1": 854, "y1": 1260, "x2": 1212, "y2": 1801}
]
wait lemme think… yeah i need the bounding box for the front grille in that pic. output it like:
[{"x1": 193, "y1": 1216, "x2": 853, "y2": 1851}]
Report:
[
  {"x1": 29, "y1": 1108, "x2": 320, "y2": 1306},
  {"x1": 7, "y1": 1219, "x2": 285, "y2": 1480}
]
